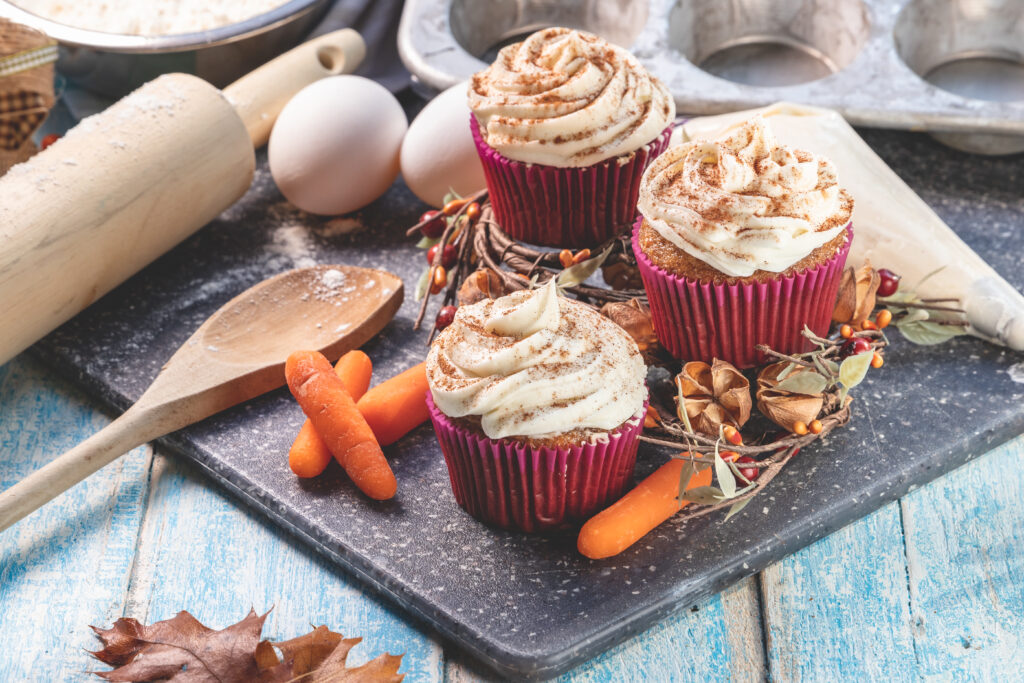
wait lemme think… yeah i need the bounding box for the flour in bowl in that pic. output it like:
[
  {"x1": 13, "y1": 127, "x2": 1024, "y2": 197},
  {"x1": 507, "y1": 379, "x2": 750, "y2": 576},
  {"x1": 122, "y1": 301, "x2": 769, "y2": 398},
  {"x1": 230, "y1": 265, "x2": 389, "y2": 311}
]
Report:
[{"x1": 11, "y1": 0, "x2": 293, "y2": 36}]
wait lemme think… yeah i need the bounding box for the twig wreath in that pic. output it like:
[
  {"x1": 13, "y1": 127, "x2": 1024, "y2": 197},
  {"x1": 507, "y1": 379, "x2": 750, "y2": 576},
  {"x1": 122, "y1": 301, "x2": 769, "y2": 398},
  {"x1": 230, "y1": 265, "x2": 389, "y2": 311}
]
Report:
[{"x1": 408, "y1": 190, "x2": 969, "y2": 520}]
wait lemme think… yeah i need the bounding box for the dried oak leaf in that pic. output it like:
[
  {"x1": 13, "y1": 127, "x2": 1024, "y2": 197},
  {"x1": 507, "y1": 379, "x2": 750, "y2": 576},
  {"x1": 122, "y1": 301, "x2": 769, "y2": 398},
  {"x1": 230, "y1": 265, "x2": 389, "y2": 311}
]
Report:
[
  {"x1": 675, "y1": 359, "x2": 751, "y2": 436},
  {"x1": 600, "y1": 298, "x2": 658, "y2": 356},
  {"x1": 90, "y1": 611, "x2": 404, "y2": 683},
  {"x1": 91, "y1": 609, "x2": 266, "y2": 682},
  {"x1": 756, "y1": 362, "x2": 824, "y2": 431},
  {"x1": 832, "y1": 262, "x2": 880, "y2": 325}
]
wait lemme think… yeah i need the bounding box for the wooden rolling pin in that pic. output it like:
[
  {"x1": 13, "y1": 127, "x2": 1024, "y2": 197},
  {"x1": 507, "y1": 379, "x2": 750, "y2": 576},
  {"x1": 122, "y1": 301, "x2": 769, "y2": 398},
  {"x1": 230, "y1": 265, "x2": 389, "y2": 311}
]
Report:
[{"x1": 0, "y1": 29, "x2": 366, "y2": 367}]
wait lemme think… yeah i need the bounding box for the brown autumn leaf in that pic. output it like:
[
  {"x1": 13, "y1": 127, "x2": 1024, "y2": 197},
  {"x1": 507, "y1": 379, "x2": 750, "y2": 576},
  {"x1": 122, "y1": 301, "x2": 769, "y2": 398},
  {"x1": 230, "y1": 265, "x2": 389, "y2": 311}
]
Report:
[
  {"x1": 91, "y1": 610, "x2": 266, "y2": 682},
  {"x1": 600, "y1": 298, "x2": 658, "y2": 357},
  {"x1": 756, "y1": 362, "x2": 824, "y2": 431},
  {"x1": 601, "y1": 260, "x2": 644, "y2": 290},
  {"x1": 675, "y1": 359, "x2": 751, "y2": 436},
  {"x1": 457, "y1": 268, "x2": 522, "y2": 305},
  {"x1": 832, "y1": 262, "x2": 880, "y2": 325},
  {"x1": 90, "y1": 610, "x2": 404, "y2": 683}
]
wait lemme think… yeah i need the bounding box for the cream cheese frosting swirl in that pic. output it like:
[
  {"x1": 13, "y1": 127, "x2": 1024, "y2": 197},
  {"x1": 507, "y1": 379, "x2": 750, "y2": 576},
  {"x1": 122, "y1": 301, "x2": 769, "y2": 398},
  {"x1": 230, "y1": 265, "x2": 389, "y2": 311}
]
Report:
[
  {"x1": 638, "y1": 116, "x2": 853, "y2": 277},
  {"x1": 427, "y1": 280, "x2": 646, "y2": 440},
  {"x1": 468, "y1": 27, "x2": 675, "y2": 168}
]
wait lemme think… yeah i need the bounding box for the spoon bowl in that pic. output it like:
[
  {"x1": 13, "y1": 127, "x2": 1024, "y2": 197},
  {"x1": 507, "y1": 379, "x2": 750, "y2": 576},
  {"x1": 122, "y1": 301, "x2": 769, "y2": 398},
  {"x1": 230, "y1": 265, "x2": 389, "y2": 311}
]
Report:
[{"x1": 197, "y1": 265, "x2": 402, "y2": 367}]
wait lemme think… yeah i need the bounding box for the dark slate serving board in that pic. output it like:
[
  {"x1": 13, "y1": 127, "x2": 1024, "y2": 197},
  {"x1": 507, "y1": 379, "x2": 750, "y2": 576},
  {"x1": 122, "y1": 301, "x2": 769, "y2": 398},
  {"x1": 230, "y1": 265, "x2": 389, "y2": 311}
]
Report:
[{"x1": 34, "y1": 129, "x2": 1024, "y2": 680}]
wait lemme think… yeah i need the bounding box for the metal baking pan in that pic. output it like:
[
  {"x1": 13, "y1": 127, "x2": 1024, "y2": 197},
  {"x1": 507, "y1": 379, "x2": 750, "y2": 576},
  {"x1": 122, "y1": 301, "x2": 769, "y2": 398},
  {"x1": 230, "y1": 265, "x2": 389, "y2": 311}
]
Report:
[
  {"x1": 398, "y1": 0, "x2": 1024, "y2": 154},
  {"x1": 0, "y1": 0, "x2": 331, "y2": 97}
]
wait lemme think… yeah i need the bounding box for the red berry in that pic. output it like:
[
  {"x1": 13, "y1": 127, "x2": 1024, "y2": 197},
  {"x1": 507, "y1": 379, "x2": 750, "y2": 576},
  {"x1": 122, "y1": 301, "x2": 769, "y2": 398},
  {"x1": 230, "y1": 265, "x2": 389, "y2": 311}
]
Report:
[
  {"x1": 419, "y1": 210, "x2": 444, "y2": 238},
  {"x1": 723, "y1": 452, "x2": 759, "y2": 483},
  {"x1": 435, "y1": 305, "x2": 457, "y2": 330},
  {"x1": 841, "y1": 337, "x2": 872, "y2": 357},
  {"x1": 876, "y1": 268, "x2": 901, "y2": 297},
  {"x1": 734, "y1": 456, "x2": 759, "y2": 483},
  {"x1": 40, "y1": 133, "x2": 60, "y2": 150},
  {"x1": 426, "y1": 243, "x2": 457, "y2": 268}
]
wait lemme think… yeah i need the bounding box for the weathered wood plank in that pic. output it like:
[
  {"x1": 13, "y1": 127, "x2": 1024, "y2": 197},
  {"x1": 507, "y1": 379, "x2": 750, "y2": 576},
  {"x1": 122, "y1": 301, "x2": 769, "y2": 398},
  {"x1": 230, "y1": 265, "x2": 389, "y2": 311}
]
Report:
[
  {"x1": 901, "y1": 435, "x2": 1024, "y2": 678},
  {"x1": 760, "y1": 503, "x2": 919, "y2": 681},
  {"x1": 445, "y1": 578, "x2": 765, "y2": 682},
  {"x1": 0, "y1": 356, "x2": 152, "y2": 680},
  {"x1": 124, "y1": 451, "x2": 445, "y2": 680}
]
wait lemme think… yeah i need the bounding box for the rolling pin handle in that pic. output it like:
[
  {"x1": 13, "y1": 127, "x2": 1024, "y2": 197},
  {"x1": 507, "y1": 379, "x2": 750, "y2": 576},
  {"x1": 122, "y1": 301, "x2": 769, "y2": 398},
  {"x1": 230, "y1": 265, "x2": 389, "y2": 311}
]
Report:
[{"x1": 224, "y1": 28, "x2": 366, "y2": 148}]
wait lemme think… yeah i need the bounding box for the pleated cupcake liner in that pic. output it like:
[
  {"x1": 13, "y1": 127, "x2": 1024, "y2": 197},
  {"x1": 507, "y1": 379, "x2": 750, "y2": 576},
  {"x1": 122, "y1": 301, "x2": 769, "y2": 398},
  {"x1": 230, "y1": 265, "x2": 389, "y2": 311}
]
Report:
[
  {"x1": 427, "y1": 393, "x2": 645, "y2": 533},
  {"x1": 632, "y1": 218, "x2": 853, "y2": 368},
  {"x1": 471, "y1": 117, "x2": 673, "y2": 248}
]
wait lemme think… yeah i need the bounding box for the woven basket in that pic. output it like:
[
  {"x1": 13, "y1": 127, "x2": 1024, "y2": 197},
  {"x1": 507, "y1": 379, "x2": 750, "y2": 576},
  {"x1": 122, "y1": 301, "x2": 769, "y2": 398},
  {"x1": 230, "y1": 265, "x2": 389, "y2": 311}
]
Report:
[{"x1": 0, "y1": 18, "x2": 56, "y2": 174}]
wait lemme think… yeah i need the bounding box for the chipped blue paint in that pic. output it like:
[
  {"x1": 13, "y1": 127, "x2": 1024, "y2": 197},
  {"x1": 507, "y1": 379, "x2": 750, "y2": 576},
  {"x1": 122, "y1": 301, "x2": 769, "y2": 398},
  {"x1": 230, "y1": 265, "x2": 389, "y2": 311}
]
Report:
[
  {"x1": 0, "y1": 356, "x2": 151, "y2": 681},
  {"x1": 901, "y1": 437, "x2": 1024, "y2": 679}
]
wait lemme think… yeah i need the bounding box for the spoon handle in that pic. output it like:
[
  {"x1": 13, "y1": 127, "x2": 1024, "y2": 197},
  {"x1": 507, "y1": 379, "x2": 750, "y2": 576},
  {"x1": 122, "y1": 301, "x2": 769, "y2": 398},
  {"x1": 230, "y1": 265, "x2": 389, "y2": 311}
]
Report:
[{"x1": 0, "y1": 403, "x2": 168, "y2": 532}]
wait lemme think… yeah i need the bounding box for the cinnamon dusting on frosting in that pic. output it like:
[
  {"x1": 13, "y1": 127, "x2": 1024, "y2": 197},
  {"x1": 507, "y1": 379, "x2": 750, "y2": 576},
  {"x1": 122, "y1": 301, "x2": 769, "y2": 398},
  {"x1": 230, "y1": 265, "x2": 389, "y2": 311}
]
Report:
[
  {"x1": 426, "y1": 280, "x2": 646, "y2": 440},
  {"x1": 638, "y1": 116, "x2": 853, "y2": 277},
  {"x1": 468, "y1": 27, "x2": 675, "y2": 168}
]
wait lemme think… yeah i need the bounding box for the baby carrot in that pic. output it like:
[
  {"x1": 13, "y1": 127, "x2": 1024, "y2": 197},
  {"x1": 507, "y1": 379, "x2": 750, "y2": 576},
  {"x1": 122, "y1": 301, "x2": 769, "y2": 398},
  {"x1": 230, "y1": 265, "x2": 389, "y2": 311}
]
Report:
[
  {"x1": 285, "y1": 350, "x2": 396, "y2": 500},
  {"x1": 356, "y1": 362, "x2": 430, "y2": 446},
  {"x1": 288, "y1": 350, "x2": 372, "y2": 478},
  {"x1": 577, "y1": 457, "x2": 713, "y2": 560}
]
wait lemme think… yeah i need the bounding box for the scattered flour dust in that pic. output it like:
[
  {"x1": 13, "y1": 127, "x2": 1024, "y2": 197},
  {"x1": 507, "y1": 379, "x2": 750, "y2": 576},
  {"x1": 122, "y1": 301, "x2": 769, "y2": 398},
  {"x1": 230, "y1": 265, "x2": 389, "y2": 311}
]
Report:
[
  {"x1": 269, "y1": 224, "x2": 317, "y2": 269},
  {"x1": 320, "y1": 269, "x2": 347, "y2": 290},
  {"x1": 1009, "y1": 361, "x2": 1024, "y2": 384},
  {"x1": 308, "y1": 268, "x2": 359, "y2": 304},
  {"x1": 11, "y1": 0, "x2": 291, "y2": 36}
]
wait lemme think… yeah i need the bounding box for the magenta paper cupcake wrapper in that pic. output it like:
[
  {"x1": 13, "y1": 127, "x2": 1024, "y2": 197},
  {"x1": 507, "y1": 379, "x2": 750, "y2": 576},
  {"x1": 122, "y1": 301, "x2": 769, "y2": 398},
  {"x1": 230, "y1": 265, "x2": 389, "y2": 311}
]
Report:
[
  {"x1": 633, "y1": 219, "x2": 852, "y2": 368},
  {"x1": 471, "y1": 117, "x2": 673, "y2": 248},
  {"x1": 427, "y1": 394, "x2": 645, "y2": 533}
]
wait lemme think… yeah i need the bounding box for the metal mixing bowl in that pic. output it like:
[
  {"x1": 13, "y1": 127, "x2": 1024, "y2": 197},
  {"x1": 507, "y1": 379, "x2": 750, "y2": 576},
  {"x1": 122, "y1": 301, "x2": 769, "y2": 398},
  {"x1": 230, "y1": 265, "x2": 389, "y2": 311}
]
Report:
[{"x1": 0, "y1": 0, "x2": 332, "y2": 97}]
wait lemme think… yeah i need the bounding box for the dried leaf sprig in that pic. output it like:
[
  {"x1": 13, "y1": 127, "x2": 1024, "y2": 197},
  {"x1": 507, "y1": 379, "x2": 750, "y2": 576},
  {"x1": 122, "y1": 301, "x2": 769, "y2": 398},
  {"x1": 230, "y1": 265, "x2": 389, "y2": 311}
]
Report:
[
  {"x1": 408, "y1": 193, "x2": 650, "y2": 342},
  {"x1": 877, "y1": 266, "x2": 968, "y2": 345},
  {"x1": 641, "y1": 323, "x2": 886, "y2": 522}
]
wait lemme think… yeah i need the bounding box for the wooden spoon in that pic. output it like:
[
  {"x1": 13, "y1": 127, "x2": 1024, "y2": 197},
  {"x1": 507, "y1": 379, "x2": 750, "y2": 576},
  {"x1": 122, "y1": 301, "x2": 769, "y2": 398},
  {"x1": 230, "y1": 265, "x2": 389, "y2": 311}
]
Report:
[{"x1": 0, "y1": 265, "x2": 403, "y2": 532}]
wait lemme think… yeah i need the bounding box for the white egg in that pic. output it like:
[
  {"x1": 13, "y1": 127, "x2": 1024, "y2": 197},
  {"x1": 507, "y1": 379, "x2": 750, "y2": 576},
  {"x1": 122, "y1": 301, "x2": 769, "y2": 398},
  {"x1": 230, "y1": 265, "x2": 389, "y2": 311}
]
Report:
[
  {"x1": 269, "y1": 76, "x2": 407, "y2": 215},
  {"x1": 400, "y1": 80, "x2": 486, "y2": 208}
]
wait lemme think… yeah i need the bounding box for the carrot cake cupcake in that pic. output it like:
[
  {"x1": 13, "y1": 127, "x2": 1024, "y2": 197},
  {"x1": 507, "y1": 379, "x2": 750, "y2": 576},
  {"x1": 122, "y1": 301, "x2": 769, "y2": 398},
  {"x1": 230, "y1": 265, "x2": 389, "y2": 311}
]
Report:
[
  {"x1": 633, "y1": 115, "x2": 853, "y2": 367},
  {"x1": 469, "y1": 27, "x2": 675, "y2": 247},
  {"x1": 426, "y1": 279, "x2": 647, "y2": 532}
]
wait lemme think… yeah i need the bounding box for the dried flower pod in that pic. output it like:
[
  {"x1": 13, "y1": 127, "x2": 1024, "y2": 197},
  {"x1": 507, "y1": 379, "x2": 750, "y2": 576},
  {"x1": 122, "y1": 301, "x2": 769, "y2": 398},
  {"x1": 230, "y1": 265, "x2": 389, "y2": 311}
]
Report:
[
  {"x1": 600, "y1": 299, "x2": 657, "y2": 354},
  {"x1": 832, "y1": 262, "x2": 881, "y2": 325},
  {"x1": 457, "y1": 268, "x2": 517, "y2": 306},
  {"x1": 601, "y1": 261, "x2": 644, "y2": 290},
  {"x1": 675, "y1": 359, "x2": 751, "y2": 436},
  {"x1": 756, "y1": 362, "x2": 825, "y2": 432}
]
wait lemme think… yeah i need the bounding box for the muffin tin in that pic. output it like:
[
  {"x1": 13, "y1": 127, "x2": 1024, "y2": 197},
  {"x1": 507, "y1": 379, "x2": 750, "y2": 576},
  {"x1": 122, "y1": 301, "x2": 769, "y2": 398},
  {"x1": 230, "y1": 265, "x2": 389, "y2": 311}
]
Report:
[{"x1": 398, "y1": 0, "x2": 1024, "y2": 153}]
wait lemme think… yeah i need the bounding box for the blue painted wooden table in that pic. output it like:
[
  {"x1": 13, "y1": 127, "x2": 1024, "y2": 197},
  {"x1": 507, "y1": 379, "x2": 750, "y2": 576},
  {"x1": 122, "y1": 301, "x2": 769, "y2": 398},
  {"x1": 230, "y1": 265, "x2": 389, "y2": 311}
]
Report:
[{"x1": 2, "y1": 350, "x2": 1022, "y2": 681}]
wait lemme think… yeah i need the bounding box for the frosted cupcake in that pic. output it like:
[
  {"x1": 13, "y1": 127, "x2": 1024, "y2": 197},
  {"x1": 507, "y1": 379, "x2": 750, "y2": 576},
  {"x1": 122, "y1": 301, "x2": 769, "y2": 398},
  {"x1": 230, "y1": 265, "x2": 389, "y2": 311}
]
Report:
[
  {"x1": 468, "y1": 27, "x2": 675, "y2": 248},
  {"x1": 426, "y1": 280, "x2": 647, "y2": 532},
  {"x1": 633, "y1": 116, "x2": 853, "y2": 367}
]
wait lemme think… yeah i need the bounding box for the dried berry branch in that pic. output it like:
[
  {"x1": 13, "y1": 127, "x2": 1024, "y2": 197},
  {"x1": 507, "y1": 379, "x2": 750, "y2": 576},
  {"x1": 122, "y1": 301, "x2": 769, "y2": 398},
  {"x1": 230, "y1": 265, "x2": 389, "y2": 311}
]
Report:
[{"x1": 412, "y1": 195, "x2": 648, "y2": 335}]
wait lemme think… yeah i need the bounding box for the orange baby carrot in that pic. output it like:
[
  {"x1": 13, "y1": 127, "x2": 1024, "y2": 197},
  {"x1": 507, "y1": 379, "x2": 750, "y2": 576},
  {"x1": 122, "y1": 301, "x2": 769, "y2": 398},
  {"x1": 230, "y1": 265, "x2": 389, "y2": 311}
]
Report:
[
  {"x1": 288, "y1": 350, "x2": 373, "y2": 478},
  {"x1": 285, "y1": 350, "x2": 396, "y2": 500},
  {"x1": 577, "y1": 456, "x2": 713, "y2": 560},
  {"x1": 356, "y1": 362, "x2": 430, "y2": 446}
]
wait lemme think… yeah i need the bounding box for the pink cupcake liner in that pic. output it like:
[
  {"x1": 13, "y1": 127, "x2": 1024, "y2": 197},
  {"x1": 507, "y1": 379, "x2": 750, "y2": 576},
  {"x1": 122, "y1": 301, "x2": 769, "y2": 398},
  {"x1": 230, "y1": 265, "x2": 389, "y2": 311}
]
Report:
[
  {"x1": 632, "y1": 218, "x2": 852, "y2": 368},
  {"x1": 427, "y1": 393, "x2": 646, "y2": 533},
  {"x1": 471, "y1": 116, "x2": 673, "y2": 248}
]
